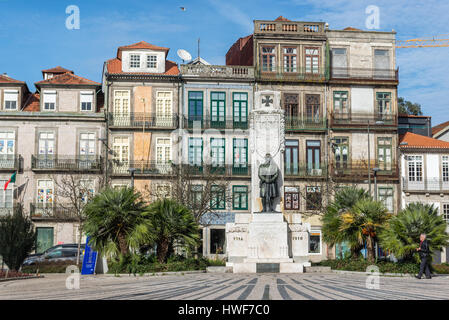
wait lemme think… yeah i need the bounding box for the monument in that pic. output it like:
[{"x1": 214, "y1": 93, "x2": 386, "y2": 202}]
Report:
[{"x1": 226, "y1": 90, "x2": 311, "y2": 273}]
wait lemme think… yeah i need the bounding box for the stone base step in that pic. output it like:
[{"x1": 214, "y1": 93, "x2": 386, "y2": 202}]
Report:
[
  {"x1": 304, "y1": 266, "x2": 332, "y2": 273},
  {"x1": 206, "y1": 266, "x2": 233, "y2": 273}
]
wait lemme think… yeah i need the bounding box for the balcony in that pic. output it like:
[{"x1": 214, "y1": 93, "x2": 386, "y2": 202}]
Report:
[
  {"x1": 183, "y1": 116, "x2": 248, "y2": 130},
  {"x1": 182, "y1": 164, "x2": 251, "y2": 178},
  {"x1": 285, "y1": 116, "x2": 327, "y2": 131},
  {"x1": 254, "y1": 20, "x2": 325, "y2": 36},
  {"x1": 330, "y1": 67, "x2": 399, "y2": 82},
  {"x1": 180, "y1": 65, "x2": 254, "y2": 80},
  {"x1": 331, "y1": 161, "x2": 398, "y2": 180},
  {"x1": 30, "y1": 203, "x2": 79, "y2": 221},
  {"x1": 0, "y1": 155, "x2": 21, "y2": 171},
  {"x1": 109, "y1": 160, "x2": 175, "y2": 176},
  {"x1": 330, "y1": 112, "x2": 397, "y2": 128},
  {"x1": 402, "y1": 178, "x2": 449, "y2": 193},
  {"x1": 108, "y1": 113, "x2": 179, "y2": 129},
  {"x1": 284, "y1": 163, "x2": 328, "y2": 178},
  {"x1": 31, "y1": 155, "x2": 102, "y2": 172},
  {"x1": 255, "y1": 66, "x2": 327, "y2": 82}
]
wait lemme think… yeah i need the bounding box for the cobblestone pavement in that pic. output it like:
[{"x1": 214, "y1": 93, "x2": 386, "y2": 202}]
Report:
[{"x1": 1, "y1": 273, "x2": 449, "y2": 300}]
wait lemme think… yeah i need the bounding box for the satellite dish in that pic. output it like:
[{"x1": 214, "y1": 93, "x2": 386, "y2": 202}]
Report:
[{"x1": 177, "y1": 49, "x2": 192, "y2": 63}]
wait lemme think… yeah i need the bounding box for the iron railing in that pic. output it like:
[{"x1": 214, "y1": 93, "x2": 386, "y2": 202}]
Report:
[
  {"x1": 285, "y1": 116, "x2": 327, "y2": 131},
  {"x1": 255, "y1": 66, "x2": 327, "y2": 82},
  {"x1": 31, "y1": 155, "x2": 102, "y2": 171},
  {"x1": 0, "y1": 155, "x2": 21, "y2": 171},
  {"x1": 402, "y1": 177, "x2": 449, "y2": 192},
  {"x1": 330, "y1": 112, "x2": 396, "y2": 126},
  {"x1": 330, "y1": 67, "x2": 399, "y2": 81},
  {"x1": 30, "y1": 203, "x2": 80, "y2": 220},
  {"x1": 331, "y1": 162, "x2": 398, "y2": 177},
  {"x1": 284, "y1": 163, "x2": 328, "y2": 178},
  {"x1": 108, "y1": 113, "x2": 179, "y2": 129},
  {"x1": 183, "y1": 116, "x2": 248, "y2": 130}
]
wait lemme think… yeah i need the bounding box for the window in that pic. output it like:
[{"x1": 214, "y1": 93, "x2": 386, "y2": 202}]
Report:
[
  {"x1": 43, "y1": 91, "x2": 56, "y2": 110},
  {"x1": 112, "y1": 136, "x2": 129, "y2": 174},
  {"x1": 38, "y1": 132, "x2": 55, "y2": 169},
  {"x1": 80, "y1": 180, "x2": 95, "y2": 204},
  {"x1": 113, "y1": 90, "x2": 130, "y2": 115},
  {"x1": 210, "y1": 138, "x2": 225, "y2": 169},
  {"x1": 334, "y1": 137, "x2": 349, "y2": 169},
  {"x1": 37, "y1": 180, "x2": 54, "y2": 207},
  {"x1": 284, "y1": 187, "x2": 299, "y2": 210},
  {"x1": 79, "y1": 133, "x2": 95, "y2": 167},
  {"x1": 309, "y1": 231, "x2": 322, "y2": 254},
  {"x1": 156, "y1": 138, "x2": 171, "y2": 164},
  {"x1": 377, "y1": 92, "x2": 391, "y2": 117},
  {"x1": 305, "y1": 48, "x2": 319, "y2": 74},
  {"x1": 442, "y1": 156, "x2": 448, "y2": 182},
  {"x1": 129, "y1": 54, "x2": 140, "y2": 68},
  {"x1": 3, "y1": 90, "x2": 18, "y2": 110},
  {"x1": 155, "y1": 184, "x2": 171, "y2": 199},
  {"x1": 210, "y1": 185, "x2": 225, "y2": 210},
  {"x1": 374, "y1": 49, "x2": 390, "y2": 78},
  {"x1": 408, "y1": 155, "x2": 423, "y2": 182},
  {"x1": 0, "y1": 131, "x2": 15, "y2": 168},
  {"x1": 377, "y1": 137, "x2": 392, "y2": 171},
  {"x1": 261, "y1": 46, "x2": 276, "y2": 72},
  {"x1": 210, "y1": 92, "x2": 225, "y2": 127},
  {"x1": 305, "y1": 94, "x2": 320, "y2": 123},
  {"x1": 379, "y1": 187, "x2": 393, "y2": 212},
  {"x1": 284, "y1": 94, "x2": 298, "y2": 126},
  {"x1": 333, "y1": 91, "x2": 349, "y2": 116},
  {"x1": 147, "y1": 55, "x2": 157, "y2": 68},
  {"x1": 443, "y1": 204, "x2": 449, "y2": 223},
  {"x1": 232, "y1": 93, "x2": 247, "y2": 128},
  {"x1": 188, "y1": 138, "x2": 203, "y2": 167},
  {"x1": 285, "y1": 140, "x2": 298, "y2": 175},
  {"x1": 210, "y1": 229, "x2": 225, "y2": 254},
  {"x1": 188, "y1": 91, "x2": 203, "y2": 123},
  {"x1": 233, "y1": 186, "x2": 248, "y2": 210},
  {"x1": 306, "y1": 141, "x2": 321, "y2": 173},
  {"x1": 306, "y1": 186, "x2": 321, "y2": 211},
  {"x1": 36, "y1": 227, "x2": 54, "y2": 254},
  {"x1": 190, "y1": 185, "x2": 203, "y2": 209},
  {"x1": 331, "y1": 48, "x2": 347, "y2": 77},
  {"x1": 233, "y1": 139, "x2": 248, "y2": 173},
  {"x1": 0, "y1": 179, "x2": 13, "y2": 210},
  {"x1": 156, "y1": 92, "x2": 173, "y2": 125},
  {"x1": 283, "y1": 47, "x2": 297, "y2": 72},
  {"x1": 80, "y1": 91, "x2": 93, "y2": 111}
]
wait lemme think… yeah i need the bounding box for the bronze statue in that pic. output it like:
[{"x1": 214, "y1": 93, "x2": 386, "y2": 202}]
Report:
[{"x1": 258, "y1": 153, "x2": 279, "y2": 212}]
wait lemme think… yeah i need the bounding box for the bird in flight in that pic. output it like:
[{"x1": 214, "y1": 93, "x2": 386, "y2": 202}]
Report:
[{"x1": 180, "y1": 7, "x2": 186, "y2": 11}]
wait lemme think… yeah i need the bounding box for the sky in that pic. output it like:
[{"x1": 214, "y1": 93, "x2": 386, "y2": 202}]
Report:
[{"x1": 0, "y1": 0, "x2": 448, "y2": 124}]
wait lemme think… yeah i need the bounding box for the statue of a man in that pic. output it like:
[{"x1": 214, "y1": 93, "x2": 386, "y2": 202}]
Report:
[{"x1": 258, "y1": 153, "x2": 279, "y2": 212}]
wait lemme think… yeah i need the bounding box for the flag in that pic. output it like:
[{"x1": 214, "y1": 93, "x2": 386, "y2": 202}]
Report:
[{"x1": 4, "y1": 172, "x2": 16, "y2": 191}]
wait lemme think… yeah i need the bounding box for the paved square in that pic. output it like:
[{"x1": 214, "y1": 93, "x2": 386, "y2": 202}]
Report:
[{"x1": 1, "y1": 273, "x2": 449, "y2": 300}]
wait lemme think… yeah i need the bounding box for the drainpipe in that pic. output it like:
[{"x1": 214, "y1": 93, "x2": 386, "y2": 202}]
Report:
[{"x1": 104, "y1": 79, "x2": 110, "y2": 187}]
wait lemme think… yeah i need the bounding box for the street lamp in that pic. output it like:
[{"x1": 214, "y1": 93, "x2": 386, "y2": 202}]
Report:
[
  {"x1": 128, "y1": 168, "x2": 137, "y2": 189},
  {"x1": 373, "y1": 167, "x2": 381, "y2": 201}
]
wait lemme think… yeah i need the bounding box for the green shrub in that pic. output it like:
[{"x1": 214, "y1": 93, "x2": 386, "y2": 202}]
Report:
[
  {"x1": 21, "y1": 260, "x2": 80, "y2": 273},
  {"x1": 317, "y1": 257, "x2": 420, "y2": 274}
]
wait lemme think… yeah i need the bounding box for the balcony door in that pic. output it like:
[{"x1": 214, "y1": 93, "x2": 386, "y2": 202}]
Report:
[
  {"x1": 442, "y1": 156, "x2": 449, "y2": 190},
  {"x1": 156, "y1": 91, "x2": 173, "y2": 127},
  {"x1": 36, "y1": 180, "x2": 54, "y2": 217},
  {"x1": 334, "y1": 137, "x2": 349, "y2": 170},
  {"x1": 113, "y1": 91, "x2": 130, "y2": 126},
  {"x1": 333, "y1": 91, "x2": 349, "y2": 121},
  {"x1": 38, "y1": 132, "x2": 55, "y2": 168},
  {"x1": 79, "y1": 132, "x2": 96, "y2": 169},
  {"x1": 374, "y1": 49, "x2": 390, "y2": 79},
  {"x1": 285, "y1": 140, "x2": 299, "y2": 176},
  {"x1": 407, "y1": 155, "x2": 424, "y2": 190},
  {"x1": 331, "y1": 48, "x2": 348, "y2": 77},
  {"x1": 210, "y1": 92, "x2": 226, "y2": 128},
  {"x1": 377, "y1": 137, "x2": 392, "y2": 172},
  {"x1": 305, "y1": 94, "x2": 321, "y2": 124},
  {"x1": 306, "y1": 140, "x2": 321, "y2": 175},
  {"x1": 112, "y1": 137, "x2": 129, "y2": 174},
  {"x1": 284, "y1": 94, "x2": 298, "y2": 128},
  {"x1": 233, "y1": 138, "x2": 248, "y2": 175},
  {"x1": 0, "y1": 131, "x2": 15, "y2": 169},
  {"x1": 156, "y1": 138, "x2": 171, "y2": 174},
  {"x1": 188, "y1": 92, "x2": 203, "y2": 127},
  {"x1": 305, "y1": 47, "x2": 319, "y2": 74}
]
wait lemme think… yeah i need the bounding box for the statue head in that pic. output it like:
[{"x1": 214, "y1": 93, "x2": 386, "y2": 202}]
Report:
[{"x1": 264, "y1": 153, "x2": 271, "y2": 163}]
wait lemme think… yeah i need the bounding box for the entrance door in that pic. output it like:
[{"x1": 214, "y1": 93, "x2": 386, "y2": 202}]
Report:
[{"x1": 36, "y1": 227, "x2": 54, "y2": 253}]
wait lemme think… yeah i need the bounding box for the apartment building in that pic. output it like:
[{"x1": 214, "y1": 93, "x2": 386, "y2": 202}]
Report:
[
  {"x1": 0, "y1": 67, "x2": 105, "y2": 253},
  {"x1": 399, "y1": 132, "x2": 449, "y2": 263}
]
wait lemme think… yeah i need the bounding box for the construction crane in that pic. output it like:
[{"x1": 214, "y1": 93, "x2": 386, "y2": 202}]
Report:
[{"x1": 396, "y1": 34, "x2": 449, "y2": 48}]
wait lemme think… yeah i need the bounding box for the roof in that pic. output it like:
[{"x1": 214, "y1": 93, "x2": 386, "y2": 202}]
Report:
[
  {"x1": 343, "y1": 27, "x2": 362, "y2": 31},
  {"x1": 399, "y1": 132, "x2": 449, "y2": 149},
  {"x1": 35, "y1": 72, "x2": 101, "y2": 86},
  {"x1": 0, "y1": 74, "x2": 26, "y2": 84},
  {"x1": 41, "y1": 66, "x2": 74, "y2": 75},
  {"x1": 432, "y1": 121, "x2": 449, "y2": 136},
  {"x1": 186, "y1": 57, "x2": 210, "y2": 65},
  {"x1": 22, "y1": 93, "x2": 40, "y2": 112},
  {"x1": 106, "y1": 58, "x2": 179, "y2": 76},
  {"x1": 398, "y1": 113, "x2": 431, "y2": 119},
  {"x1": 275, "y1": 16, "x2": 291, "y2": 21},
  {"x1": 117, "y1": 41, "x2": 169, "y2": 60}
]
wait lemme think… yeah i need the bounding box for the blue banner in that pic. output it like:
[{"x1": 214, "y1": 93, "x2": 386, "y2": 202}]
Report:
[{"x1": 81, "y1": 236, "x2": 98, "y2": 275}]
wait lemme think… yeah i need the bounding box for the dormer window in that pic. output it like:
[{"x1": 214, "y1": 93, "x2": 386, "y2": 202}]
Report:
[
  {"x1": 3, "y1": 90, "x2": 18, "y2": 110},
  {"x1": 129, "y1": 54, "x2": 141, "y2": 68},
  {"x1": 43, "y1": 91, "x2": 56, "y2": 110},
  {"x1": 80, "y1": 91, "x2": 94, "y2": 111},
  {"x1": 147, "y1": 55, "x2": 157, "y2": 68}
]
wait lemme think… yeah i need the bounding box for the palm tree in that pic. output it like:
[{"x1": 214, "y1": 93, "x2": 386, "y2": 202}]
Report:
[
  {"x1": 145, "y1": 198, "x2": 200, "y2": 263},
  {"x1": 379, "y1": 203, "x2": 449, "y2": 262},
  {"x1": 83, "y1": 187, "x2": 151, "y2": 259},
  {"x1": 322, "y1": 187, "x2": 371, "y2": 258},
  {"x1": 342, "y1": 199, "x2": 391, "y2": 262}
]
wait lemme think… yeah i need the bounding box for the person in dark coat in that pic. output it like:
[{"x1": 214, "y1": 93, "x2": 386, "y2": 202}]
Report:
[
  {"x1": 258, "y1": 153, "x2": 279, "y2": 212},
  {"x1": 416, "y1": 233, "x2": 432, "y2": 279}
]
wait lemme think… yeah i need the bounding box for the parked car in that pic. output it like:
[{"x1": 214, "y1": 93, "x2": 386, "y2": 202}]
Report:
[{"x1": 22, "y1": 243, "x2": 85, "y2": 266}]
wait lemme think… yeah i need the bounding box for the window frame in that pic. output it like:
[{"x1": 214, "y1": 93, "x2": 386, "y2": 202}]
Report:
[
  {"x1": 284, "y1": 187, "x2": 299, "y2": 210},
  {"x1": 210, "y1": 91, "x2": 226, "y2": 127},
  {"x1": 378, "y1": 187, "x2": 394, "y2": 212},
  {"x1": 232, "y1": 92, "x2": 248, "y2": 127},
  {"x1": 282, "y1": 47, "x2": 297, "y2": 73},
  {"x1": 80, "y1": 91, "x2": 94, "y2": 112},
  {"x1": 261, "y1": 46, "x2": 276, "y2": 72},
  {"x1": 146, "y1": 55, "x2": 157, "y2": 69},
  {"x1": 210, "y1": 185, "x2": 226, "y2": 210},
  {"x1": 129, "y1": 54, "x2": 141, "y2": 69},
  {"x1": 232, "y1": 185, "x2": 248, "y2": 210},
  {"x1": 305, "y1": 47, "x2": 320, "y2": 74},
  {"x1": 188, "y1": 91, "x2": 203, "y2": 123},
  {"x1": 309, "y1": 230, "x2": 322, "y2": 255},
  {"x1": 3, "y1": 90, "x2": 18, "y2": 110},
  {"x1": 306, "y1": 186, "x2": 322, "y2": 211}
]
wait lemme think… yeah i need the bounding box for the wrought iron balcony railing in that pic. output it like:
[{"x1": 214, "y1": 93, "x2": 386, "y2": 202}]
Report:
[
  {"x1": 0, "y1": 155, "x2": 21, "y2": 171},
  {"x1": 284, "y1": 163, "x2": 328, "y2": 178},
  {"x1": 330, "y1": 67, "x2": 399, "y2": 82},
  {"x1": 108, "y1": 113, "x2": 179, "y2": 129},
  {"x1": 255, "y1": 66, "x2": 327, "y2": 82},
  {"x1": 183, "y1": 116, "x2": 248, "y2": 130},
  {"x1": 109, "y1": 160, "x2": 175, "y2": 176},
  {"x1": 30, "y1": 203, "x2": 80, "y2": 221},
  {"x1": 330, "y1": 112, "x2": 397, "y2": 126},
  {"x1": 402, "y1": 177, "x2": 449, "y2": 192},
  {"x1": 285, "y1": 116, "x2": 327, "y2": 131},
  {"x1": 31, "y1": 155, "x2": 102, "y2": 171},
  {"x1": 331, "y1": 162, "x2": 398, "y2": 178},
  {"x1": 180, "y1": 65, "x2": 254, "y2": 79}
]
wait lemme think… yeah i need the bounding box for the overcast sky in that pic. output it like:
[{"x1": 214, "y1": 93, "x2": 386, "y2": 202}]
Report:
[{"x1": 1, "y1": 0, "x2": 448, "y2": 124}]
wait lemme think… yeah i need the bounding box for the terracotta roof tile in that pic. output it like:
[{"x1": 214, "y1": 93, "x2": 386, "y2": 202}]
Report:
[
  {"x1": 117, "y1": 41, "x2": 169, "y2": 60},
  {"x1": 41, "y1": 66, "x2": 74, "y2": 75},
  {"x1": 432, "y1": 121, "x2": 449, "y2": 136},
  {"x1": 106, "y1": 58, "x2": 179, "y2": 76},
  {"x1": 275, "y1": 16, "x2": 291, "y2": 21},
  {"x1": 399, "y1": 132, "x2": 449, "y2": 149},
  {"x1": 0, "y1": 74, "x2": 25, "y2": 84},
  {"x1": 344, "y1": 27, "x2": 362, "y2": 31},
  {"x1": 22, "y1": 93, "x2": 40, "y2": 112},
  {"x1": 35, "y1": 72, "x2": 101, "y2": 86}
]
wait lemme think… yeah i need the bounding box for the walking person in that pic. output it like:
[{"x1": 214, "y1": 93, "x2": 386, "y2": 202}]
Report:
[{"x1": 415, "y1": 233, "x2": 432, "y2": 279}]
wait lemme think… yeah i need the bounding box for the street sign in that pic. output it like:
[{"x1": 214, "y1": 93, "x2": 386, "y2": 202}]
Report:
[{"x1": 81, "y1": 236, "x2": 98, "y2": 275}]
